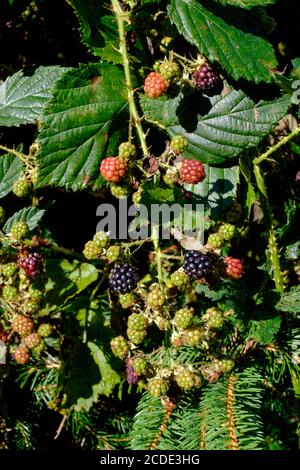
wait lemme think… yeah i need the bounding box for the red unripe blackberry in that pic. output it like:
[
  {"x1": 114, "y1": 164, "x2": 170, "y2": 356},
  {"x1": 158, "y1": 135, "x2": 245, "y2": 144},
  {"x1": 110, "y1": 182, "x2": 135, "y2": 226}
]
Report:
[
  {"x1": 109, "y1": 263, "x2": 140, "y2": 294},
  {"x1": 193, "y1": 62, "x2": 223, "y2": 96},
  {"x1": 0, "y1": 326, "x2": 8, "y2": 343},
  {"x1": 14, "y1": 346, "x2": 30, "y2": 364},
  {"x1": 12, "y1": 315, "x2": 34, "y2": 336},
  {"x1": 19, "y1": 250, "x2": 43, "y2": 278},
  {"x1": 179, "y1": 159, "x2": 205, "y2": 184},
  {"x1": 100, "y1": 157, "x2": 126, "y2": 183},
  {"x1": 183, "y1": 250, "x2": 213, "y2": 280},
  {"x1": 224, "y1": 256, "x2": 243, "y2": 279},
  {"x1": 24, "y1": 332, "x2": 41, "y2": 349},
  {"x1": 144, "y1": 71, "x2": 169, "y2": 98}
]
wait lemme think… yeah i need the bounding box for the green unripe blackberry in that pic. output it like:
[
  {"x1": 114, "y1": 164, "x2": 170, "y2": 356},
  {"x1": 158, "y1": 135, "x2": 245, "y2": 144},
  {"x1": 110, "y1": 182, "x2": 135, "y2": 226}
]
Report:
[
  {"x1": 170, "y1": 269, "x2": 188, "y2": 288},
  {"x1": 163, "y1": 168, "x2": 178, "y2": 186},
  {"x1": 11, "y1": 221, "x2": 29, "y2": 240},
  {"x1": 147, "y1": 284, "x2": 165, "y2": 309},
  {"x1": 24, "y1": 332, "x2": 41, "y2": 349},
  {"x1": 207, "y1": 233, "x2": 223, "y2": 249},
  {"x1": 203, "y1": 307, "x2": 224, "y2": 330},
  {"x1": 14, "y1": 345, "x2": 30, "y2": 364},
  {"x1": 127, "y1": 313, "x2": 146, "y2": 331},
  {"x1": 33, "y1": 339, "x2": 45, "y2": 355},
  {"x1": 2, "y1": 263, "x2": 18, "y2": 278},
  {"x1": 218, "y1": 358, "x2": 234, "y2": 373},
  {"x1": 159, "y1": 60, "x2": 180, "y2": 81},
  {"x1": 183, "y1": 328, "x2": 202, "y2": 347},
  {"x1": 147, "y1": 377, "x2": 168, "y2": 398},
  {"x1": 12, "y1": 178, "x2": 32, "y2": 198},
  {"x1": 218, "y1": 223, "x2": 236, "y2": 241},
  {"x1": 24, "y1": 299, "x2": 40, "y2": 314},
  {"x1": 111, "y1": 335, "x2": 129, "y2": 360},
  {"x1": 0, "y1": 206, "x2": 5, "y2": 224},
  {"x1": 132, "y1": 357, "x2": 148, "y2": 375},
  {"x1": 83, "y1": 240, "x2": 102, "y2": 260},
  {"x1": 110, "y1": 184, "x2": 130, "y2": 199},
  {"x1": 173, "y1": 307, "x2": 194, "y2": 329},
  {"x1": 175, "y1": 369, "x2": 199, "y2": 391},
  {"x1": 127, "y1": 328, "x2": 146, "y2": 345},
  {"x1": 93, "y1": 231, "x2": 110, "y2": 249},
  {"x1": 170, "y1": 135, "x2": 188, "y2": 154},
  {"x1": 38, "y1": 323, "x2": 53, "y2": 338},
  {"x1": 28, "y1": 286, "x2": 44, "y2": 302},
  {"x1": 119, "y1": 292, "x2": 136, "y2": 309},
  {"x1": 106, "y1": 245, "x2": 121, "y2": 262},
  {"x1": 118, "y1": 141, "x2": 136, "y2": 159},
  {"x1": 12, "y1": 315, "x2": 33, "y2": 336},
  {"x1": 2, "y1": 285, "x2": 18, "y2": 301}
]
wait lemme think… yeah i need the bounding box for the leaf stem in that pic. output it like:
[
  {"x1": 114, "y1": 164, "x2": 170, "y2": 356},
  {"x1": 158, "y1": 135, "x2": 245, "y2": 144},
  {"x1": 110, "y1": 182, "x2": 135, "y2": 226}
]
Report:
[
  {"x1": 0, "y1": 144, "x2": 28, "y2": 165},
  {"x1": 253, "y1": 125, "x2": 300, "y2": 165},
  {"x1": 112, "y1": 0, "x2": 150, "y2": 157}
]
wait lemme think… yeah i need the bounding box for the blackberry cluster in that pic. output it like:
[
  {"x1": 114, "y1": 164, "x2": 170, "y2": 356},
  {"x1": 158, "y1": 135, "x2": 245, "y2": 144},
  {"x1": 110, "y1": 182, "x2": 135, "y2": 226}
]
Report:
[
  {"x1": 14, "y1": 346, "x2": 30, "y2": 365},
  {"x1": 183, "y1": 250, "x2": 213, "y2": 280},
  {"x1": 110, "y1": 335, "x2": 129, "y2": 360},
  {"x1": 19, "y1": 250, "x2": 43, "y2": 278},
  {"x1": 100, "y1": 157, "x2": 126, "y2": 183},
  {"x1": 109, "y1": 263, "x2": 140, "y2": 294},
  {"x1": 193, "y1": 62, "x2": 223, "y2": 96},
  {"x1": 175, "y1": 369, "x2": 199, "y2": 391},
  {"x1": 12, "y1": 315, "x2": 33, "y2": 336}
]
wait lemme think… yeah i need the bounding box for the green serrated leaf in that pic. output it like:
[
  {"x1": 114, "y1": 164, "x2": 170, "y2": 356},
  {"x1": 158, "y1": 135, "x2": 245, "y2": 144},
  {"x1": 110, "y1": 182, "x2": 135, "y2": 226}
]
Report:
[
  {"x1": 45, "y1": 259, "x2": 98, "y2": 305},
  {"x1": 168, "y1": 0, "x2": 277, "y2": 82},
  {"x1": 212, "y1": 0, "x2": 278, "y2": 8},
  {"x1": 68, "y1": 0, "x2": 121, "y2": 63},
  {"x1": 0, "y1": 153, "x2": 23, "y2": 198},
  {"x1": 0, "y1": 66, "x2": 67, "y2": 127},
  {"x1": 74, "y1": 341, "x2": 120, "y2": 411},
  {"x1": 141, "y1": 92, "x2": 290, "y2": 165},
  {"x1": 3, "y1": 206, "x2": 45, "y2": 233},
  {"x1": 36, "y1": 63, "x2": 128, "y2": 191},
  {"x1": 248, "y1": 317, "x2": 281, "y2": 344},
  {"x1": 275, "y1": 286, "x2": 300, "y2": 314}
]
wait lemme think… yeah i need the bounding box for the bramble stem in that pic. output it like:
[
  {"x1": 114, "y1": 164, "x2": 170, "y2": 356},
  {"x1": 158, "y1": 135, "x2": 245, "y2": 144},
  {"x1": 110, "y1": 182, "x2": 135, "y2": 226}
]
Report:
[
  {"x1": 111, "y1": 0, "x2": 150, "y2": 157},
  {"x1": 151, "y1": 225, "x2": 163, "y2": 286},
  {"x1": 253, "y1": 164, "x2": 285, "y2": 293},
  {"x1": 253, "y1": 125, "x2": 300, "y2": 165}
]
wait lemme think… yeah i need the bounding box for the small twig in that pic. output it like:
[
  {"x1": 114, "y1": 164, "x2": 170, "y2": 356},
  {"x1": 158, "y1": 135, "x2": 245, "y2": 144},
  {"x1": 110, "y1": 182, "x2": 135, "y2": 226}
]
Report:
[{"x1": 54, "y1": 413, "x2": 68, "y2": 440}]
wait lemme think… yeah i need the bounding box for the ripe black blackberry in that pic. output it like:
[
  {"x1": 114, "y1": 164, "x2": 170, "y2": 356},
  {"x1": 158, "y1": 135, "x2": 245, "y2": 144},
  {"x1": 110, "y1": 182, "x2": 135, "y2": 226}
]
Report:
[
  {"x1": 193, "y1": 62, "x2": 223, "y2": 96},
  {"x1": 19, "y1": 250, "x2": 44, "y2": 278},
  {"x1": 109, "y1": 263, "x2": 139, "y2": 294},
  {"x1": 183, "y1": 250, "x2": 213, "y2": 280}
]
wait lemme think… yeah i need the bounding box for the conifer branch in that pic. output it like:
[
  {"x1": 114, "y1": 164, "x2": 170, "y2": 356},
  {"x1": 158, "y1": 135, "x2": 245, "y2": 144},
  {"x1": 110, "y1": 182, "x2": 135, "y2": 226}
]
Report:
[{"x1": 226, "y1": 375, "x2": 239, "y2": 450}]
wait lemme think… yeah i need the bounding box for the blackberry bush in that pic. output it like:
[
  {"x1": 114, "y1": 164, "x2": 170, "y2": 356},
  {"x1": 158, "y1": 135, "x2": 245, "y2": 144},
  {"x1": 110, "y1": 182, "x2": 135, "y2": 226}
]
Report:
[{"x1": 0, "y1": 0, "x2": 298, "y2": 453}]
